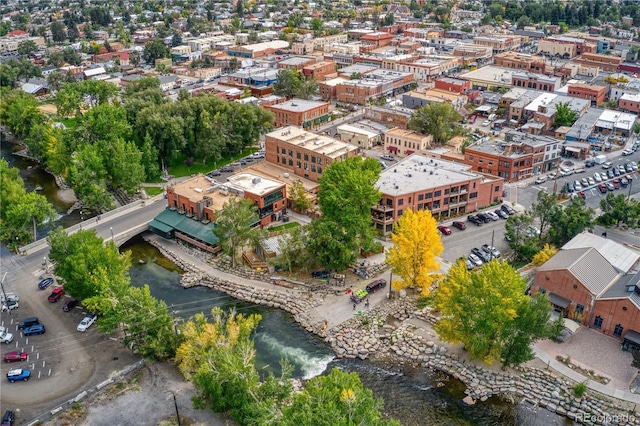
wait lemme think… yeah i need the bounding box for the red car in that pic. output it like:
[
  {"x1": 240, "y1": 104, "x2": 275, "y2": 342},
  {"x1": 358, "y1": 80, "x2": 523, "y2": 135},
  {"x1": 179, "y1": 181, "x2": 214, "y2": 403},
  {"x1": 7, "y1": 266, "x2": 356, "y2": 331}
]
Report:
[
  {"x1": 47, "y1": 287, "x2": 65, "y2": 302},
  {"x1": 452, "y1": 221, "x2": 466, "y2": 230},
  {"x1": 437, "y1": 225, "x2": 452, "y2": 235},
  {"x1": 3, "y1": 351, "x2": 27, "y2": 363}
]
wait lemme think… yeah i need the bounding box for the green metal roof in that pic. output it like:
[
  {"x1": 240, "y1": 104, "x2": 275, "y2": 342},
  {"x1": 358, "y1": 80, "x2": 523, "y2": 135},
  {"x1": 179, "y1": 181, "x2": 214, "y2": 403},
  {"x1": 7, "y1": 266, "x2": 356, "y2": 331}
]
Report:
[
  {"x1": 152, "y1": 209, "x2": 219, "y2": 246},
  {"x1": 148, "y1": 219, "x2": 174, "y2": 234}
]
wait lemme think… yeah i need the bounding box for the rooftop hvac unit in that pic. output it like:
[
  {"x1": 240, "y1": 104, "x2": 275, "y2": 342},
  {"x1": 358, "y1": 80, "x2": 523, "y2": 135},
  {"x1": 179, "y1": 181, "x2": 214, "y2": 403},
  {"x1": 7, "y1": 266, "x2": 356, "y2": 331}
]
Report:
[
  {"x1": 194, "y1": 188, "x2": 202, "y2": 193},
  {"x1": 283, "y1": 172, "x2": 289, "y2": 178},
  {"x1": 252, "y1": 177, "x2": 261, "y2": 185}
]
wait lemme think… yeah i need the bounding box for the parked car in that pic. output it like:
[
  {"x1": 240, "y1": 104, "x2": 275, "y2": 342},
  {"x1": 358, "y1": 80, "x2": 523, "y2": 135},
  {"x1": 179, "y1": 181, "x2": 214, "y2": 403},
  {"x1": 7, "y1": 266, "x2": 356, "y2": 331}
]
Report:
[
  {"x1": 593, "y1": 173, "x2": 602, "y2": 182},
  {"x1": 1, "y1": 410, "x2": 15, "y2": 426},
  {"x1": 0, "y1": 329, "x2": 13, "y2": 344},
  {"x1": 62, "y1": 299, "x2": 78, "y2": 312},
  {"x1": 602, "y1": 162, "x2": 613, "y2": 169},
  {"x1": 47, "y1": 287, "x2": 65, "y2": 302},
  {"x1": 3, "y1": 351, "x2": 27, "y2": 363},
  {"x1": 366, "y1": 279, "x2": 387, "y2": 293},
  {"x1": 482, "y1": 244, "x2": 501, "y2": 258},
  {"x1": 1, "y1": 301, "x2": 18, "y2": 312},
  {"x1": 468, "y1": 253, "x2": 483, "y2": 267},
  {"x1": 501, "y1": 204, "x2": 515, "y2": 215},
  {"x1": 17, "y1": 317, "x2": 39, "y2": 330},
  {"x1": 0, "y1": 293, "x2": 18, "y2": 304},
  {"x1": 471, "y1": 247, "x2": 491, "y2": 263},
  {"x1": 598, "y1": 183, "x2": 607, "y2": 194},
  {"x1": 613, "y1": 167, "x2": 620, "y2": 177},
  {"x1": 494, "y1": 209, "x2": 508, "y2": 219},
  {"x1": 311, "y1": 271, "x2": 329, "y2": 279},
  {"x1": 467, "y1": 215, "x2": 483, "y2": 226},
  {"x1": 37, "y1": 277, "x2": 54, "y2": 290},
  {"x1": 612, "y1": 179, "x2": 621, "y2": 189},
  {"x1": 452, "y1": 221, "x2": 466, "y2": 230},
  {"x1": 585, "y1": 159, "x2": 595, "y2": 167},
  {"x1": 485, "y1": 211, "x2": 499, "y2": 221},
  {"x1": 482, "y1": 120, "x2": 491, "y2": 126},
  {"x1": 437, "y1": 225, "x2": 452, "y2": 235},
  {"x1": 621, "y1": 177, "x2": 629, "y2": 187},
  {"x1": 6, "y1": 369, "x2": 30, "y2": 383},
  {"x1": 534, "y1": 176, "x2": 546, "y2": 184},
  {"x1": 573, "y1": 181, "x2": 582, "y2": 191},
  {"x1": 219, "y1": 167, "x2": 234, "y2": 173},
  {"x1": 548, "y1": 172, "x2": 557, "y2": 179},
  {"x1": 208, "y1": 170, "x2": 221, "y2": 177},
  {"x1": 625, "y1": 163, "x2": 633, "y2": 173},
  {"x1": 587, "y1": 177, "x2": 595, "y2": 186},
  {"x1": 23, "y1": 324, "x2": 45, "y2": 336},
  {"x1": 465, "y1": 258, "x2": 475, "y2": 270},
  {"x1": 607, "y1": 169, "x2": 615, "y2": 179},
  {"x1": 622, "y1": 149, "x2": 633, "y2": 156},
  {"x1": 476, "y1": 212, "x2": 492, "y2": 223},
  {"x1": 565, "y1": 182, "x2": 575, "y2": 193},
  {"x1": 605, "y1": 182, "x2": 615, "y2": 191},
  {"x1": 77, "y1": 314, "x2": 97, "y2": 332},
  {"x1": 380, "y1": 154, "x2": 395, "y2": 161}
]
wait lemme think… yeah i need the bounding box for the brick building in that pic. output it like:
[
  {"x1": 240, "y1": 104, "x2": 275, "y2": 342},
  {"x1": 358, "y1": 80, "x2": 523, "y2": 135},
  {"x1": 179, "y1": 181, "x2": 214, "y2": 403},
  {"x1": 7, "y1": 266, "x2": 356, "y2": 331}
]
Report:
[
  {"x1": 566, "y1": 83, "x2": 606, "y2": 106},
  {"x1": 372, "y1": 154, "x2": 504, "y2": 235},
  {"x1": 574, "y1": 53, "x2": 622, "y2": 73},
  {"x1": 302, "y1": 61, "x2": 337, "y2": 81},
  {"x1": 264, "y1": 126, "x2": 359, "y2": 182},
  {"x1": 472, "y1": 35, "x2": 522, "y2": 53},
  {"x1": 365, "y1": 105, "x2": 412, "y2": 129},
  {"x1": 334, "y1": 69, "x2": 415, "y2": 105},
  {"x1": 434, "y1": 77, "x2": 471, "y2": 94},
  {"x1": 494, "y1": 51, "x2": 549, "y2": 74},
  {"x1": 277, "y1": 56, "x2": 317, "y2": 71},
  {"x1": 618, "y1": 92, "x2": 640, "y2": 115},
  {"x1": 533, "y1": 233, "x2": 640, "y2": 350},
  {"x1": 464, "y1": 131, "x2": 560, "y2": 181},
  {"x1": 511, "y1": 72, "x2": 560, "y2": 92},
  {"x1": 384, "y1": 129, "x2": 433, "y2": 156},
  {"x1": 264, "y1": 99, "x2": 330, "y2": 129},
  {"x1": 360, "y1": 32, "x2": 394, "y2": 51}
]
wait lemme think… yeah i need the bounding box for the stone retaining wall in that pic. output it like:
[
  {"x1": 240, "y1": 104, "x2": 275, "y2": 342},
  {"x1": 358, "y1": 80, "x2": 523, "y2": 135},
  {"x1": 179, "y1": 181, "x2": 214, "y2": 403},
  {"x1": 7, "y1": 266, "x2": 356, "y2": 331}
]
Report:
[{"x1": 144, "y1": 236, "x2": 639, "y2": 425}]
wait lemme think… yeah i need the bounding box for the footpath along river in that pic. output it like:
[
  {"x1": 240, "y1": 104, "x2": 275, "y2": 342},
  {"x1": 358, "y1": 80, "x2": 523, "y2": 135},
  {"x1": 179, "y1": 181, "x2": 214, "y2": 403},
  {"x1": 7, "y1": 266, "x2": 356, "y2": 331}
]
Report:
[{"x1": 124, "y1": 236, "x2": 571, "y2": 426}]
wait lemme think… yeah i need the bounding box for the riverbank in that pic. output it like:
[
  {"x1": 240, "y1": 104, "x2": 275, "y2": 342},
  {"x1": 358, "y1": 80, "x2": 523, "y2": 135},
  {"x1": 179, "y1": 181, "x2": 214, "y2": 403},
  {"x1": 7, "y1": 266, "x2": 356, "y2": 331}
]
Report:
[{"x1": 143, "y1": 234, "x2": 640, "y2": 424}]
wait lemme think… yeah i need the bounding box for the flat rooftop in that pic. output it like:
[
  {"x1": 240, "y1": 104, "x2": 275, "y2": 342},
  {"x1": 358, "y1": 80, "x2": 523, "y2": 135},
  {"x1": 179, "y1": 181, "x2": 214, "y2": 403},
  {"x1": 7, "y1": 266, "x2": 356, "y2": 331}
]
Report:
[
  {"x1": 375, "y1": 154, "x2": 481, "y2": 197},
  {"x1": 266, "y1": 126, "x2": 358, "y2": 159},
  {"x1": 268, "y1": 98, "x2": 327, "y2": 112},
  {"x1": 459, "y1": 65, "x2": 513, "y2": 85},
  {"x1": 244, "y1": 161, "x2": 319, "y2": 192},
  {"x1": 226, "y1": 172, "x2": 284, "y2": 196}
]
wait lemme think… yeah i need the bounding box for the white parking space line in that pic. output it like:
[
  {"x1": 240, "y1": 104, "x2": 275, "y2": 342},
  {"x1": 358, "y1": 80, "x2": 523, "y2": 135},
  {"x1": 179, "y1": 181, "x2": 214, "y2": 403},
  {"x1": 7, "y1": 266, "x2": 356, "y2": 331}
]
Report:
[
  {"x1": 48, "y1": 368, "x2": 51, "y2": 376},
  {"x1": 37, "y1": 352, "x2": 40, "y2": 360},
  {"x1": 38, "y1": 370, "x2": 41, "y2": 379},
  {"x1": 42, "y1": 360, "x2": 45, "y2": 368}
]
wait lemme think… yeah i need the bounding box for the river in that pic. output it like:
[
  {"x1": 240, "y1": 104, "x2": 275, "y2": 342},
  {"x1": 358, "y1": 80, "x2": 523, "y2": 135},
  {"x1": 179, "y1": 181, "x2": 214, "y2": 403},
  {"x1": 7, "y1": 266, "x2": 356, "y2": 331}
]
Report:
[
  {"x1": 2, "y1": 137, "x2": 571, "y2": 424},
  {"x1": 123, "y1": 236, "x2": 573, "y2": 426}
]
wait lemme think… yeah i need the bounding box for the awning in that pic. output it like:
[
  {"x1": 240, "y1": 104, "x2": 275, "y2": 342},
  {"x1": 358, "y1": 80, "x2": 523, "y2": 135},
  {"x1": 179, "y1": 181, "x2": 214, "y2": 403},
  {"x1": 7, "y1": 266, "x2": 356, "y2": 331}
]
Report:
[
  {"x1": 565, "y1": 146, "x2": 581, "y2": 153},
  {"x1": 623, "y1": 330, "x2": 640, "y2": 345},
  {"x1": 152, "y1": 208, "x2": 219, "y2": 247},
  {"x1": 149, "y1": 219, "x2": 174, "y2": 234},
  {"x1": 548, "y1": 292, "x2": 570, "y2": 308}
]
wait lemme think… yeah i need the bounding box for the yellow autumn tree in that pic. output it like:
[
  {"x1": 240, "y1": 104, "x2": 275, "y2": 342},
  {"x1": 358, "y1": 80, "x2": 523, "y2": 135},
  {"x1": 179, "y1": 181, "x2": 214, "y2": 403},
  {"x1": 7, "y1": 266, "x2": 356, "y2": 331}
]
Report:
[
  {"x1": 532, "y1": 243, "x2": 557, "y2": 266},
  {"x1": 385, "y1": 208, "x2": 443, "y2": 296}
]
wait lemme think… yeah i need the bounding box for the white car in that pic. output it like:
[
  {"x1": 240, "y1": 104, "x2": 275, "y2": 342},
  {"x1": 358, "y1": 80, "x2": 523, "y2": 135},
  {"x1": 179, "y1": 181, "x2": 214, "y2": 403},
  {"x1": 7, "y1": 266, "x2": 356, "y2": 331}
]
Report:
[
  {"x1": 622, "y1": 149, "x2": 633, "y2": 156},
  {"x1": 468, "y1": 253, "x2": 483, "y2": 266},
  {"x1": 0, "y1": 328, "x2": 13, "y2": 344},
  {"x1": 587, "y1": 177, "x2": 595, "y2": 186},
  {"x1": 482, "y1": 120, "x2": 491, "y2": 127},
  {"x1": 77, "y1": 314, "x2": 97, "y2": 332},
  {"x1": 593, "y1": 173, "x2": 602, "y2": 182},
  {"x1": 380, "y1": 154, "x2": 395, "y2": 161},
  {"x1": 485, "y1": 211, "x2": 499, "y2": 221},
  {"x1": 1, "y1": 300, "x2": 18, "y2": 312},
  {"x1": 0, "y1": 292, "x2": 18, "y2": 304},
  {"x1": 534, "y1": 176, "x2": 546, "y2": 184}
]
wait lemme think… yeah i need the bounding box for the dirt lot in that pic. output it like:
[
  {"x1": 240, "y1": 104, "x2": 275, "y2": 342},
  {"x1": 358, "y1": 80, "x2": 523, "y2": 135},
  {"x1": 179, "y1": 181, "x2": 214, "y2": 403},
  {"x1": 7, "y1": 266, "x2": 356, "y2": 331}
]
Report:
[{"x1": 42, "y1": 362, "x2": 236, "y2": 426}]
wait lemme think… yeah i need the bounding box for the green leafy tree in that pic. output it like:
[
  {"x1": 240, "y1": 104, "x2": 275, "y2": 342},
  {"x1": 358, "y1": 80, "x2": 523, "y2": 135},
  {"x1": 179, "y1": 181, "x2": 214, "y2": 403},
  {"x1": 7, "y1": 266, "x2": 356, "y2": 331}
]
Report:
[
  {"x1": 106, "y1": 138, "x2": 145, "y2": 193},
  {"x1": 272, "y1": 68, "x2": 318, "y2": 100},
  {"x1": 171, "y1": 32, "x2": 183, "y2": 47},
  {"x1": 598, "y1": 192, "x2": 640, "y2": 228},
  {"x1": 281, "y1": 368, "x2": 400, "y2": 426},
  {"x1": 307, "y1": 219, "x2": 357, "y2": 270},
  {"x1": 228, "y1": 57, "x2": 241, "y2": 73},
  {"x1": 0, "y1": 63, "x2": 20, "y2": 88},
  {"x1": 62, "y1": 48, "x2": 82, "y2": 66},
  {"x1": 288, "y1": 180, "x2": 311, "y2": 212},
  {"x1": 408, "y1": 102, "x2": 462, "y2": 145},
  {"x1": 0, "y1": 90, "x2": 45, "y2": 138},
  {"x1": 432, "y1": 260, "x2": 553, "y2": 366},
  {"x1": 312, "y1": 157, "x2": 381, "y2": 270},
  {"x1": 175, "y1": 308, "x2": 292, "y2": 425},
  {"x1": 504, "y1": 213, "x2": 542, "y2": 263},
  {"x1": 529, "y1": 190, "x2": 560, "y2": 237},
  {"x1": 548, "y1": 197, "x2": 594, "y2": 246},
  {"x1": 554, "y1": 102, "x2": 578, "y2": 128},
  {"x1": 276, "y1": 225, "x2": 309, "y2": 273},
  {"x1": 68, "y1": 144, "x2": 112, "y2": 211},
  {"x1": 50, "y1": 20, "x2": 66, "y2": 42},
  {"x1": 55, "y1": 85, "x2": 83, "y2": 118},
  {"x1": 142, "y1": 40, "x2": 170, "y2": 64},
  {"x1": 129, "y1": 50, "x2": 141, "y2": 67},
  {"x1": 47, "y1": 228, "x2": 127, "y2": 300},
  {"x1": 46, "y1": 70, "x2": 67, "y2": 91},
  {"x1": 212, "y1": 197, "x2": 265, "y2": 267},
  {"x1": 17, "y1": 40, "x2": 38, "y2": 56},
  {"x1": 140, "y1": 133, "x2": 161, "y2": 181},
  {"x1": 310, "y1": 17, "x2": 324, "y2": 33}
]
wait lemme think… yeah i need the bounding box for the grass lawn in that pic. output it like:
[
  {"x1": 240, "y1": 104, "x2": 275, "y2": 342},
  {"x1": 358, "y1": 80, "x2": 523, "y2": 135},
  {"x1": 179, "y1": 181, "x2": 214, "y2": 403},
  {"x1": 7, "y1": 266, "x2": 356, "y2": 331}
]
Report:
[
  {"x1": 58, "y1": 117, "x2": 79, "y2": 129},
  {"x1": 168, "y1": 148, "x2": 259, "y2": 177},
  {"x1": 144, "y1": 187, "x2": 164, "y2": 196},
  {"x1": 268, "y1": 222, "x2": 300, "y2": 233}
]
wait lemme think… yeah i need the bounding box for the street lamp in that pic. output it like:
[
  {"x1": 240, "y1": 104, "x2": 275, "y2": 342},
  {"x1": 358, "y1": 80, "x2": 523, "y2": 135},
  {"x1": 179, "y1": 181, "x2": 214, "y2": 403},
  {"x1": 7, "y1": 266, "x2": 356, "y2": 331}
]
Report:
[{"x1": 110, "y1": 227, "x2": 114, "y2": 241}]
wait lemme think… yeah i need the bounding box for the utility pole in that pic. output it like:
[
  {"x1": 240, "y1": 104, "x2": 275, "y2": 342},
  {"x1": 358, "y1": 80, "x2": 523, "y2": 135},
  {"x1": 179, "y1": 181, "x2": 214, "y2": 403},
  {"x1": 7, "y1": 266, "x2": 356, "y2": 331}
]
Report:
[{"x1": 0, "y1": 272, "x2": 10, "y2": 315}]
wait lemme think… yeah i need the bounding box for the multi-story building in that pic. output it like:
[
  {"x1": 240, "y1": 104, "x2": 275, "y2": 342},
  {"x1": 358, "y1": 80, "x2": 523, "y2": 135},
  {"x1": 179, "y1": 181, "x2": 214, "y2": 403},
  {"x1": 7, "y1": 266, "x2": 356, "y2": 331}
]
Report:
[
  {"x1": 494, "y1": 51, "x2": 549, "y2": 74},
  {"x1": 434, "y1": 77, "x2": 471, "y2": 94},
  {"x1": 618, "y1": 92, "x2": 640, "y2": 115},
  {"x1": 533, "y1": 232, "x2": 640, "y2": 351},
  {"x1": 511, "y1": 72, "x2": 561, "y2": 93},
  {"x1": 264, "y1": 126, "x2": 359, "y2": 182},
  {"x1": 463, "y1": 130, "x2": 560, "y2": 181},
  {"x1": 360, "y1": 31, "x2": 394, "y2": 51},
  {"x1": 521, "y1": 94, "x2": 590, "y2": 135},
  {"x1": 566, "y1": 83, "x2": 606, "y2": 106},
  {"x1": 336, "y1": 124, "x2": 382, "y2": 149},
  {"x1": 228, "y1": 40, "x2": 289, "y2": 58},
  {"x1": 472, "y1": 35, "x2": 522, "y2": 54},
  {"x1": 364, "y1": 105, "x2": 412, "y2": 129},
  {"x1": 264, "y1": 99, "x2": 330, "y2": 129},
  {"x1": 383, "y1": 129, "x2": 433, "y2": 157},
  {"x1": 452, "y1": 44, "x2": 493, "y2": 64},
  {"x1": 313, "y1": 34, "x2": 349, "y2": 51},
  {"x1": 334, "y1": 69, "x2": 415, "y2": 105},
  {"x1": 277, "y1": 56, "x2": 317, "y2": 71},
  {"x1": 402, "y1": 88, "x2": 468, "y2": 110},
  {"x1": 537, "y1": 37, "x2": 581, "y2": 58},
  {"x1": 574, "y1": 53, "x2": 622, "y2": 73},
  {"x1": 372, "y1": 154, "x2": 504, "y2": 235},
  {"x1": 302, "y1": 61, "x2": 337, "y2": 81}
]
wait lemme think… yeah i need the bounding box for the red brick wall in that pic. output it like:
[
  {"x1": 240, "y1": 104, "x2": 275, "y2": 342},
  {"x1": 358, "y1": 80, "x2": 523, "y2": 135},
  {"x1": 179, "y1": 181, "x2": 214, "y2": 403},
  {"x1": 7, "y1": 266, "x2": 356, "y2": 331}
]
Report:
[
  {"x1": 590, "y1": 299, "x2": 640, "y2": 339},
  {"x1": 533, "y1": 269, "x2": 595, "y2": 324}
]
